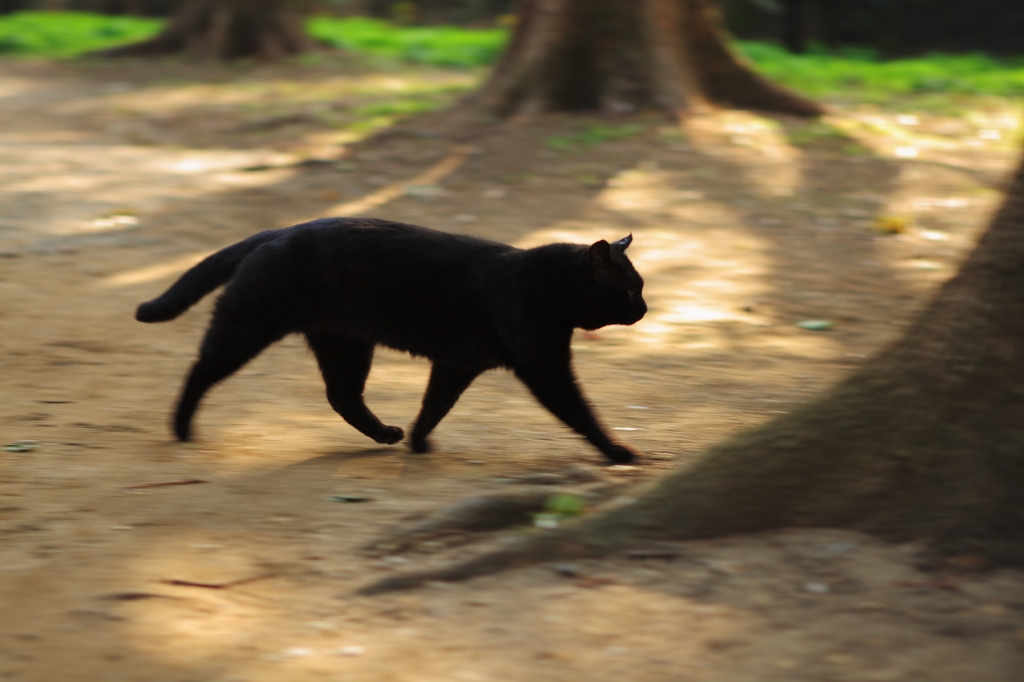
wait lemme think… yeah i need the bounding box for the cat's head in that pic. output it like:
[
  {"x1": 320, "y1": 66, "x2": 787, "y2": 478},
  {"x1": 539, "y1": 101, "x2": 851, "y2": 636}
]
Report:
[{"x1": 577, "y1": 235, "x2": 647, "y2": 330}]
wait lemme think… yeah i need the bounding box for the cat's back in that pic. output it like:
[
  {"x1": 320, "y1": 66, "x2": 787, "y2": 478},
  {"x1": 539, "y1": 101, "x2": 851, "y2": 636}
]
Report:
[
  {"x1": 285, "y1": 217, "x2": 509, "y2": 265},
  {"x1": 259, "y1": 218, "x2": 519, "y2": 360}
]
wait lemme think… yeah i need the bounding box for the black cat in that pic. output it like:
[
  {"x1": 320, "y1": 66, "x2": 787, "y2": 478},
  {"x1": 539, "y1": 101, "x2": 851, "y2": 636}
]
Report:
[{"x1": 136, "y1": 217, "x2": 647, "y2": 463}]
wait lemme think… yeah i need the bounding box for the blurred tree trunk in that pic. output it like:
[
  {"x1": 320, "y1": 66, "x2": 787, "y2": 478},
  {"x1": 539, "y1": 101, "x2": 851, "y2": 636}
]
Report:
[
  {"x1": 363, "y1": 151, "x2": 1024, "y2": 593},
  {"x1": 465, "y1": 0, "x2": 823, "y2": 117},
  {"x1": 92, "y1": 0, "x2": 313, "y2": 60}
]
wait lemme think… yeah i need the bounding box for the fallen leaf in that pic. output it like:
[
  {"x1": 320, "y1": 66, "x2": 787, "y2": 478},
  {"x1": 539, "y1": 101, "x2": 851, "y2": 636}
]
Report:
[
  {"x1": 796, "y1": 320, "x2": 835, "y2": 331},
  {"x1": 3, "y1": 441, "x2": 38, "y2": 453},
  {"x1": 872, "y1": 215, "x2": 911, "y2": 234}
]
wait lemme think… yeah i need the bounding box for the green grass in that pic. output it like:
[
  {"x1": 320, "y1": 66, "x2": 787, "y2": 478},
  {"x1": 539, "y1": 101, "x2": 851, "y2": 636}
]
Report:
[
  {"x1": 736, "y1": 41, "x2": 1024, "y2": 99},
  {"x1": 3, "y1": 11, "x2": 1024, "y2": 101},
  {"x1": 0, "y1": 11, "x2": 160, "y2": 57},
  {"x1": 546, "y1": 124, "x2": 643, "y2": 152},
  {"x1": 307, "y1": 16, "x2": 506, "y2": 68}
]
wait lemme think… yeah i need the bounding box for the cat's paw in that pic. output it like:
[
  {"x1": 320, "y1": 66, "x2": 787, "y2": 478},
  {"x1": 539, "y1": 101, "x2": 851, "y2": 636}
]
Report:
[
  {"x1": 409, "y1": 434, "x2": 431, "y2": 453},
  {"x1": 376, "y1": 426, "x2": 404, "y2": 445},
  {"x1": 603, "y1": 444, "x2": 639, "y2": 464},
  {"x1": 173, "y1": 420, "x2": 191, "y2": 442}
]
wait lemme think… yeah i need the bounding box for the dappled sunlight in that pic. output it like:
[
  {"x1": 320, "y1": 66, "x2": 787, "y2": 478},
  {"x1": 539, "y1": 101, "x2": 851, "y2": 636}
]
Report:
[
  {"x1": 0, "y1": 73, "x2": 50, "y2": 100},
  {"x1": 103, "y1": 250, "x2": 212, "y2": 286},
  {"x1": 112, "y1": 542, "x2": 758, "y2": 681},
  {"x1": 6, "y1": 49, "x2": 1024, "y2": 682},
  {"x1": 60, "y1": 72, "x2": 477, "y2": 118},
  {"x1": 511, "y1": 203, "x2": 843, "y2": 359},
  {"x1": 683, "y1": 111, "x2": 802, "y2": 197},
  {"x1": 302, "y1": 144, "x2": 471, "y2": 222},
  {"x1": 0, "y1": 142, "x2": 296, "y2": 243}
]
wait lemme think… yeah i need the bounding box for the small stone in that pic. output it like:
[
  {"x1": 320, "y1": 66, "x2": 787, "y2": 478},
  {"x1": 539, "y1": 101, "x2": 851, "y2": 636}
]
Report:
[
  {"x1": 804, "y1": 582, "x2": 831, "y2": 594},
  {"x1": 534, "y1": 514, "x2": 560, "y2": 528},
  {"x1": 552, "y1": 563, "x2": 580, "y2": 578},
  {"x1": 285, "y1": 647, "x2": 312, "y2": 658}
]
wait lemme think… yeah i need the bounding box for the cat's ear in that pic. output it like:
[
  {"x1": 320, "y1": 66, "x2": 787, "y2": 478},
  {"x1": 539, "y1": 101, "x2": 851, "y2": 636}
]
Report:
[
  {"x1": 588, "y1": 240, "x2": 613, "y2": 270},
  {"x1": 611, "y1": 234, "x2": 632, "y2": 252}
]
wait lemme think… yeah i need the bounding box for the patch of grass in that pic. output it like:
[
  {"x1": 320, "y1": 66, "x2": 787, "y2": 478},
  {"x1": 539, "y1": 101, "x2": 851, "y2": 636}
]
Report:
[
  {"x1": 0, "y1": 11, "x2": 160, "y2": 57},
  {"x1": 546, "y1": 124, "x2": 643, "y2": 152},
  {"x1": 736, "y1": 41, "x2": 1024, "y2": 99},
  {"x1": 783, "y1": 119, "x2": 873, "y2": 155},
  {"x1": 352, "y1": 97, "x2": 441, "y2": 117},
  {"x1": 785, "y1": 120, "x2": 848, "y2": 147},
  {"x1": 308, "y1": 16, "x2": 506, "y2": 68},
  {"x1": 343, "y1": 95, "x2": 450, "y2": 133}
]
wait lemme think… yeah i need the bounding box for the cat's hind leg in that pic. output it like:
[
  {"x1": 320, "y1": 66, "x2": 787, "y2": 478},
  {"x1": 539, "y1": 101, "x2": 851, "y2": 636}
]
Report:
[
  {"x1": 306, "y1": 333, "x2": 404, "y2": 445},
  {"x1": 175, "y1": 319, "x2": 286, "y2": 441},
  {"x1": 410, "y1": 363, "x2": 482, "y2": 453}
]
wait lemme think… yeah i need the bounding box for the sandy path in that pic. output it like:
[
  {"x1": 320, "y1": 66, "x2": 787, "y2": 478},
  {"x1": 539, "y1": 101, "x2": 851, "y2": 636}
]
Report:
[{"x1": 1, "y1": 58, "x2": 1023, "y2": 681}]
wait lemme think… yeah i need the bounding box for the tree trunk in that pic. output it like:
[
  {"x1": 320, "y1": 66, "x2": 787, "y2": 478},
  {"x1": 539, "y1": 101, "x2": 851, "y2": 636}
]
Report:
[
  {"x1": 91, "y1": 0, "x2": 313, "y2": 61},
  {"x1": 464, "y1": 0, "x2": 823, "y2": 118},
  {"x1": 361, "y1": 150, "x2": 1024, "y2": 594}
]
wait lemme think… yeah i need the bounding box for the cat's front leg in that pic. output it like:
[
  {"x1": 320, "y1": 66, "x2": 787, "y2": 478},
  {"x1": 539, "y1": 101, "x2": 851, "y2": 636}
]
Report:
[
  {"x1": 410, "y1": 363, "x2": 483, "y2": 453},
  {"x1": 513, "y1": 360, "x2": 638, "y2": 463}
]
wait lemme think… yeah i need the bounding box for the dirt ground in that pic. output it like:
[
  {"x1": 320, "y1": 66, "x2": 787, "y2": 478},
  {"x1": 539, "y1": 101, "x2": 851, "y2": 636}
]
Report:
[{"x1": 2, "y1": 56, "x2": 1024, "y2": 681}]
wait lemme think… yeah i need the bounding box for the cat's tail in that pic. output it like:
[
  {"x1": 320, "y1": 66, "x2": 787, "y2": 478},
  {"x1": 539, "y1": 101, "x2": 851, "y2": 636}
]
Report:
[{"x1": 135, "y1": 230, "x2": 281, "y2": 323}]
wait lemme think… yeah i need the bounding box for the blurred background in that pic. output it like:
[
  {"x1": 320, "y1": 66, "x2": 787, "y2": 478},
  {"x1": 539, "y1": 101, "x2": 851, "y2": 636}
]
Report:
[
  {"x1": 3, "y1": 0, "x2": 1024, "y2": 54},
  {"x1": 1, "y1": 2, "x2": 1023, "y2": 681}
]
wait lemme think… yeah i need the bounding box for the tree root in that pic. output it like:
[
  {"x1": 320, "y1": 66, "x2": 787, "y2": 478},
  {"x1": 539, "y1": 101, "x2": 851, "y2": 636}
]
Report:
[
  {"x1": 358, "y1": 524, "x2": 612, "y2": 595},
  {"x1": 363, "y1": 481, "x2": 623, "y2": 556}
]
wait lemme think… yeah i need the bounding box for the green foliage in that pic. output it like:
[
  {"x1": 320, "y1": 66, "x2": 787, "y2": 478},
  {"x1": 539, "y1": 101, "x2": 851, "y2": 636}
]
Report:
[
  {"x1": 308, "y1": 16, "x2": 506, "y2": 68},
  {"x1": 353, "y1": 97, "x2": 441, "y2": 117},
  {"x1": 3, "y1": 11, "x2": 1024, "y2": 102},
  {"x1": 546, "y1": 124, "x2": 643, "y2": 152},
  {"x1": 0, "y1": 11, "x2": 160, "y2": 58},
  {"x1": 544, "y1": 494, "x2": 585, "y2": 517},
  {"x1": 735, "y1": 41, "x2": 1024, "y2": 98},
  {"x1": 532, "y1": 493, "x2": 586, "y2": 527}
]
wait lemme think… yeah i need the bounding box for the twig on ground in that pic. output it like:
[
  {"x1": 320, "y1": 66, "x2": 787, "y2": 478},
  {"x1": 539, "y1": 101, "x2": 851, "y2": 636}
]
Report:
[
  {"x1": 159, "y1": 573, "x2": 279, "y2": 590},
  {"x1": 121, "y1": 479, "x2": 207, "y2": 490}
]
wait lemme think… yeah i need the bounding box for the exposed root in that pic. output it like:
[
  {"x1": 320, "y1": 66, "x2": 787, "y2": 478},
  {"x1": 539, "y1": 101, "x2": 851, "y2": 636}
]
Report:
[
  {"x1": 363, "y1": 481, "x2": 622, "y2": 555},
  {"x1": 358, "y1": 525, "x2": 612, "y2": 595}
]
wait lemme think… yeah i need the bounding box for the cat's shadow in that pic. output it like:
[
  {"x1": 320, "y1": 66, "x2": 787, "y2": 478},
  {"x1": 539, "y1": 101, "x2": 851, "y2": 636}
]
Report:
[{"x1": 279, "y1": 446, "x2": 408, "y2": 471}]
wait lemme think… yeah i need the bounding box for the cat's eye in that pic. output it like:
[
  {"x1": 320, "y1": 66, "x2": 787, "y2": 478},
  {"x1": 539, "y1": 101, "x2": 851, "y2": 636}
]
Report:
[{"x1": 627, "y1": 289, "x2": 636, "y2": 298}]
